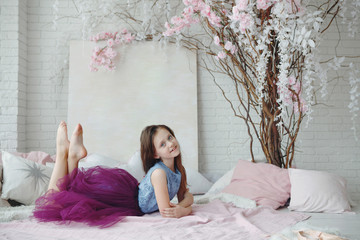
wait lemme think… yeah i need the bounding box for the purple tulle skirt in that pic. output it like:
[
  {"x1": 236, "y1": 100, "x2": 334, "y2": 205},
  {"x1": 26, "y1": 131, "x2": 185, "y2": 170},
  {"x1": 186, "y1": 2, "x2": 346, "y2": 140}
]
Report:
[{"x1": 33, "y1": 166, "x2": 144, "y2": 228}]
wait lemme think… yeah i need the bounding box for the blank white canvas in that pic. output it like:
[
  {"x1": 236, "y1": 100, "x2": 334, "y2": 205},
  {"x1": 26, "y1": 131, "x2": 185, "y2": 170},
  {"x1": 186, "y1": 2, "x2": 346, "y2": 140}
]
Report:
[{"x1": 68, "y1": 40, "x2": 198, "y2": 169}]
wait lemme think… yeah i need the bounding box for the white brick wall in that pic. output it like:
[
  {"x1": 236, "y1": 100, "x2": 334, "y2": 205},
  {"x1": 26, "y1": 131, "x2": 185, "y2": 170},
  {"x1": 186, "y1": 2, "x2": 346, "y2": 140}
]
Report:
[
  {"x1": 0, "y1": 0, "x2": 359, "y2": 201},
  {"x1": 18, "y1": 0, "x2": 27, "y2": 151},
  {"x1": 0, "y1": 0, "x2": 25, "y2": 152}
]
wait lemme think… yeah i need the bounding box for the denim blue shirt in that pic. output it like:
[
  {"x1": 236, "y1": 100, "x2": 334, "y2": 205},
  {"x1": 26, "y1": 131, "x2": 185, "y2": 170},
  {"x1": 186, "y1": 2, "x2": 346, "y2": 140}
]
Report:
[{"x1": 138, "y1": 162, "x2": 181, "y2": 213}]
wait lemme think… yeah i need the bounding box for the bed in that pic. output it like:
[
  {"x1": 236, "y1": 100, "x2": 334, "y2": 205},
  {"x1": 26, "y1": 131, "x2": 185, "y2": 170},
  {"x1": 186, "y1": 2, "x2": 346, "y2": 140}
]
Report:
[
  {"x1": 0, "y1": 151, "x2": 359, "y2": 240},
  {"x1": 1, "y1": 204, "x2": 358, "y2": 240}
]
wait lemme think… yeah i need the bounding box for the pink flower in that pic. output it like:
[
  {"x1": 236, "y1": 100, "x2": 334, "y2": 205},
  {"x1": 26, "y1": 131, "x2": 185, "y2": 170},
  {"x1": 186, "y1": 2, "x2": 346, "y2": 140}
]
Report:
[
  {"x1": 124, "y1": 33, "x2": 134, "y2": 43},
  {"x1": 293, "y1": 100, "x2": 308, "y2": 113},
  {"x1": 277, "y1": 76, "x2": 307, "y2": 113},
  {"x1": 286, "y1": 0, "x2": 305, "y2": 15},
  {"x1": 224, "y1": 41, "x2": 233, "y2": 51},
  {"x1": 171, "y1": 16, "x2": 183, "y2": 25},
  {"x1": 197, "y1": 3, "x2": 221, "y2": 27},
  {"x1": 288, "y1": 76, "x2": 296, "y2": 85},
  {"x1": 99, "y1": 32, "x2": 106, "y2": 40},
  {"x1": 208, "y1": 12, "x2": 221, "y2": 27},
  {"x1": 183, "y1": 0, "x2": 190, "y2": 6},
  {"x1": 236, "y1": 0, "x2": 248, "y2": 11},
  {"x1": 257, "y1": 0, "x2": 272, "y2": 10},
  {"x1": 94, "y1": 46, "x2": 100, "y2": 53},
  {"x1": 287, "y1": 76, "x2": 301, "y2": 95},
  {"x1": 292, "y1": 82, "x2": 301, "y2": 95},
  {"x1": 165, "y1": 22, "x2": 171, "y2": 30},
  {"x1": 184, "y1": 6, "x2": 194, "y2": 15},
  {"x1": 163, "y1": 7, "x2": 199, "y2": 37},
  {"x1": 201, "y1": 5, "x2": 211, "y2": 17},
  {"x1": 230, "y1": 45, "x2": 237, "y2": 54},
  {"x1": 232, "y1": 6, "x2": 240, "y2": 17},
  {"x1": 230, "y1": 7, "x2": 241, "y2": 22},
  {"x1": 89, "y1": 30, "x2": 135, "y2": 72},
  {"x1": 164, "y1": 27, "x2": 175, "y2": 37},
  {"x1": 217, "y1": 51, "x2": 226, "y2": 59},
  {"x1": 163, "y1": 0, "x2": 221, "y2": 36},
  {"x1": 105, "y1": 47, "x2": 117, "y2": 59},
  {"x1": 163, "y1": 31, "x2": 173, "y2": 37},
  {"x1": 214, "y1": 36, "x2": 220, "y2": 46},
  {"x1": 239, "y1": 13, "x2": 254, "y2": 33},
  {"x1": 107, "y1": 39, "x2": 114, "y2": 47}
]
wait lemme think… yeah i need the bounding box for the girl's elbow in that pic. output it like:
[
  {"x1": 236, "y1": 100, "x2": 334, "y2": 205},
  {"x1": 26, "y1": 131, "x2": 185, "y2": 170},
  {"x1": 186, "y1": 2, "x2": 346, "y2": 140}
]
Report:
[{"x1": 159, "y1": 207, "x2": 167, "y2": 217}]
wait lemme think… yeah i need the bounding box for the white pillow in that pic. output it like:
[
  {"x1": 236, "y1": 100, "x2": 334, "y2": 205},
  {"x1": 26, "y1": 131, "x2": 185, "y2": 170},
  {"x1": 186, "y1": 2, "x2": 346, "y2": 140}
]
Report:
[
  {"x1": 205, "y1": 167, "x2": 234, "y2": 195},
  {"x1": 288, "y1": 168, "x2": 351, "y2": 213},
  {"x1": 126, "y1": 151, "x2": 145, "y2": 181},
  {"x1": 186, "y1": 168, "x2": 213, "y2": 194},
  {"x1": 1, "y1": 151, "x2": 53, "y2": 205},
  {"x1": 79, "y1": 153, "x2": 120, "y2": 169},
  {"x1": 118, "y1": 151, "x2": 145, "y2": 182}
]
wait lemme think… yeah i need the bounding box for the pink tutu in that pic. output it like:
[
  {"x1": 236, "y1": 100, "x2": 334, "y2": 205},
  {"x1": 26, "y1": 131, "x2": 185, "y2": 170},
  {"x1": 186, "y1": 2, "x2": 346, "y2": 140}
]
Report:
[{"x1": 33, "y1": 166, "x2": 143, "y2": 228}]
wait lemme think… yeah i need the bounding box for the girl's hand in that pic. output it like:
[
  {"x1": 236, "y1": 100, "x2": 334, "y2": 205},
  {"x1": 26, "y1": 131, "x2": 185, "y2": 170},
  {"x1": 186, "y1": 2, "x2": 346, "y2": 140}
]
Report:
[{"x1": 160, "y1": 202, "x2": 192, "y2": 218}]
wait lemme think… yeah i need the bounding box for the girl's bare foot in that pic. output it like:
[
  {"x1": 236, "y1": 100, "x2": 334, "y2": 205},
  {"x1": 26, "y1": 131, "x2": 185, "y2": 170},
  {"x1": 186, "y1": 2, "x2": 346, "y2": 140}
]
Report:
[
  {"x1": 48, "y1": 121, "x2": 70, "y2": 191},
  {"x1": 56, "y1": 121, "x2": 70, "y2": 160},
  {"x1": 68, "y1": 124, "x2": 87, "y2": 171}
]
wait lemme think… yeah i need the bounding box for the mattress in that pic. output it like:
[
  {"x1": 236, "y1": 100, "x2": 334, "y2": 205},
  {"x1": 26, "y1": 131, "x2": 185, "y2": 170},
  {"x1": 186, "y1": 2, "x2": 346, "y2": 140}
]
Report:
[{"x1": 0, "y1": 198, "x2": 359, "y2": 239}]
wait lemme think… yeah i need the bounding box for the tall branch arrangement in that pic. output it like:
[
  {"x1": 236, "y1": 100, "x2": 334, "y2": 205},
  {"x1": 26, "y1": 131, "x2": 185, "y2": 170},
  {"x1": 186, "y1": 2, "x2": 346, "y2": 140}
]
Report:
[
  {"x1": 59, "y1": 0, "x2": 360, "y2": 168},
  {"x1": 161, "y1": 0, "x2": 344, "y2": 168}
]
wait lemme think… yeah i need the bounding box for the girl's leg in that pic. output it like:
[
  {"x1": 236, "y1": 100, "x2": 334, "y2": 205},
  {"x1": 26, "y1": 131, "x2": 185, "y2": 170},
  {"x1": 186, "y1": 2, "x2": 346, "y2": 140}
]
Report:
[
  {"x1": 48, "y1": 121, "x2": 70, "y2": 191},
  {"x1": 68, "y1": 123, "x2": 87, "y2": 174}
]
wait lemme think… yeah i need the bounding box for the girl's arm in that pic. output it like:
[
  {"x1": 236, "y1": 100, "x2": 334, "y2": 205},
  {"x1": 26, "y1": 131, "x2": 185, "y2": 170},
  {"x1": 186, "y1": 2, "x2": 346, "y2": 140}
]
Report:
[
  {"x1": 151, "y1": 169, "x2": 192, "y2": 218},
  {"x1": 177, "y1": 189, "x2": 194, "y2": 208},
  {"x1": 160, "y1": 188, "x2": 193, "y2": 218},
  {"x1": 151, "y1": 168, "x2": 172, "y2": 214},
  {"x1": 161, "y1": 189, "x2": 193, "y2": 218}
]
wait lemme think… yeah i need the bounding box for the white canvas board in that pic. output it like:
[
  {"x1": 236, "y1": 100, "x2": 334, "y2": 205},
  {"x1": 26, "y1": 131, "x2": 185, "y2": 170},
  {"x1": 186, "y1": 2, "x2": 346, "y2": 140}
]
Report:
[{"x1": 68, "y1": 40, "x2": 198, "y2": 169}]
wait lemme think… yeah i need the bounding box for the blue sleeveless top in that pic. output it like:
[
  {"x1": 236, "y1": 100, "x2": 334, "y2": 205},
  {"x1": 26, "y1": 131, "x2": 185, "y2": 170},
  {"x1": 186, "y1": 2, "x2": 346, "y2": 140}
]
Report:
[{"x1": 138, "y1": 162, "x2": 181, "y2": 213}]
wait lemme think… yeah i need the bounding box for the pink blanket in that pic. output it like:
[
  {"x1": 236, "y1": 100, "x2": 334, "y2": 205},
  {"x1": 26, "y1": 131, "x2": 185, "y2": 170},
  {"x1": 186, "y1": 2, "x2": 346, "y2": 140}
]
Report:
[{"x1": 0, "y1": 200, "x2": 308, "y2": 240}]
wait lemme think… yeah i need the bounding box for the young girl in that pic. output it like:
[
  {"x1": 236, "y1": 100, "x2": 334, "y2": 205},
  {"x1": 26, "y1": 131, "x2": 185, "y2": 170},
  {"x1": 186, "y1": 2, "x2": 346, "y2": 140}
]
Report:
[
  {"x1": 33, "y1": 122, "x2": 193, "y2": 227},
  {"x1": 138, "y1": 125, "x2": 193, "y2": 218}
]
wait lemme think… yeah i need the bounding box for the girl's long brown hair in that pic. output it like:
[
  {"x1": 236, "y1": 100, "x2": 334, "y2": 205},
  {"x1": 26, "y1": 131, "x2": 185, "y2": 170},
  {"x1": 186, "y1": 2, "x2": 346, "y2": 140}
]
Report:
[{"x1": 140, "y1": 125, "x2": 188, "y2": 201}]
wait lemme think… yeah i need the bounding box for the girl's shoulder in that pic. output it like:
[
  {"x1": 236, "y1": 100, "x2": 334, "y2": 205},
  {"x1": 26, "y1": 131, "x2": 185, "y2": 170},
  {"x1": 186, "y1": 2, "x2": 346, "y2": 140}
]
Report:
[
  {"x1": 149, "y1": 168, "x2": 167, "y2": 186},
  {"x1": 146, "y1": 162, "x2": 180, "y2": 181},
  {"x1": 143, "y1": 162, "x2": 166, "y2": 179},
  {"x1": 148, "y1": 162, "x2": 164, "y2": 173}
]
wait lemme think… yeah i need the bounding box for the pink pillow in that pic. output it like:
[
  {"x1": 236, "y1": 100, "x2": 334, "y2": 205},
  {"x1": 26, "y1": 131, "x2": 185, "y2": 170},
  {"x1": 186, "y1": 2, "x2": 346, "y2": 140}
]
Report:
[
  {"x1": 222, "y1": 159, "x2": 291, "y2": 209},
  {"x1": 0, "y1": 151, "x2": 54, "y2": 165}
]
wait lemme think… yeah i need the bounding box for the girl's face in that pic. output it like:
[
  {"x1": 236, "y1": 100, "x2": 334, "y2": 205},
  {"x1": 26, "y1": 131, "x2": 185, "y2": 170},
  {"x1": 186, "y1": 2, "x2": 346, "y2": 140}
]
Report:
[{"x1": 153, "y1": 128, "x2": 180, "y2": 162}]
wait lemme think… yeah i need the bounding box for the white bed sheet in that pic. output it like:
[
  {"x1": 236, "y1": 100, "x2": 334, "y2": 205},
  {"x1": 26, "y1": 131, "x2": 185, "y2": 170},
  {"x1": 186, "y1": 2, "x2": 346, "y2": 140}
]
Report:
[
  {"x1": 0, "y1": 199, "x2": 359, "y2": 239},
  {"x1": 301, "y1": 205, "x2": 360, "y2": 239},
  {"x1": 273, "y1": 204, "x2": 360, "y2": 239}
]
